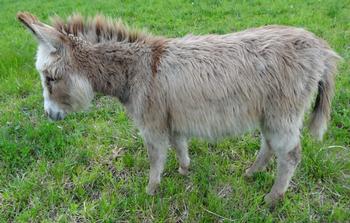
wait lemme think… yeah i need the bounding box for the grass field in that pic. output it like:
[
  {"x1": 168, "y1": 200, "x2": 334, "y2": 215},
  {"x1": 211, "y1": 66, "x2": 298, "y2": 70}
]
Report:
[{"x1": 0, "y1": 0, "x2": 349, "y2": 222}]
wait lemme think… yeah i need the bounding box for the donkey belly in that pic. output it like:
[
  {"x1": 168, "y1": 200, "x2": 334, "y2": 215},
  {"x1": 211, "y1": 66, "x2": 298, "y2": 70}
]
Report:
[{"x1": 170, "y1": 103, "x2": 260, "y2": 139}]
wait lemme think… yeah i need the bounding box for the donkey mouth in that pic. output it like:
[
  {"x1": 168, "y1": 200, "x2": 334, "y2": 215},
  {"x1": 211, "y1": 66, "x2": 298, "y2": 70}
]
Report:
[{"x1": 46, "y1": 110, "x2": 66, "y2": 121}]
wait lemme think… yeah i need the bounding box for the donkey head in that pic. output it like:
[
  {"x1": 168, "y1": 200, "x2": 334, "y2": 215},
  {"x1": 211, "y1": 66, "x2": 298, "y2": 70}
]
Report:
[{"x1": 17, "y1": 12, "x2": 94, "y2": 120}]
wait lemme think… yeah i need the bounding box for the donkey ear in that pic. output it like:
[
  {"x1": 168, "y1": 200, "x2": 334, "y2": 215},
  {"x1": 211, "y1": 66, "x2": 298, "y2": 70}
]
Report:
[{"x1": 17, "y1": 12, "x2": 68, "y2": 52}]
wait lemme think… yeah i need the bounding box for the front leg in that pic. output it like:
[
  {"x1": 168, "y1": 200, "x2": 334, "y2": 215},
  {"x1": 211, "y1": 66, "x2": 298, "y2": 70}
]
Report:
[
  {"x1": 170, "y1": 135, "x2": 190, "y2": 175},
  {"x1": 143, "y1": 132, "x2": 169, "y2": 195}
]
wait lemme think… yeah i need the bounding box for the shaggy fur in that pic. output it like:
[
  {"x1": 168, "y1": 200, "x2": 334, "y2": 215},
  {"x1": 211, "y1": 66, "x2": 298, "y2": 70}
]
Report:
[{"x1": 17, "y1": 12, "x2": 341, "y2": 206}]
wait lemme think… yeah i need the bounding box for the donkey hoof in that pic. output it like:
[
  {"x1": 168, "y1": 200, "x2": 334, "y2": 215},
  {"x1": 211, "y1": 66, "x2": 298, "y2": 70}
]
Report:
[
  {"x1": 244, "y1": 168, "x2": 257, "y2": 182},
  {"x1": 178, "y1": 166, "x2": 189, "y2": 176},
  {"x1": 146, "y1": 183, "x2": 159, "y2": 195},
  {"x1": 264, "y1": 192, "x2": 283, "y2": 207},
  {"x1": 244, "y1": 168, "x2": 254, "y2": 178}
]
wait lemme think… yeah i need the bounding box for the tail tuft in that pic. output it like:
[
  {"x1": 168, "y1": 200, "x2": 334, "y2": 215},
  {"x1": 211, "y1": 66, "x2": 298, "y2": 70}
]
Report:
[
  {"x1": 309, "y1": 51, "x2": 340, "y2": 140},
  {"x1": 309, "y1": 81, "x2": 330, "y2": 140}
]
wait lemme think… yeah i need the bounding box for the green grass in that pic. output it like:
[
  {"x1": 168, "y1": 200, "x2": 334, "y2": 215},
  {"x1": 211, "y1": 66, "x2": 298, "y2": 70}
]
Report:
[{"x1": 0, "y1": 0, "x2": 349, "y2": 222}]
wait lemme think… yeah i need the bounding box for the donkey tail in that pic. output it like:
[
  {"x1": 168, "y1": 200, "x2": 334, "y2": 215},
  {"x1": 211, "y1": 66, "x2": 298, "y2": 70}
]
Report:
[{"x1": 309, "y1": 50, "x2": 341, "y2": 140}]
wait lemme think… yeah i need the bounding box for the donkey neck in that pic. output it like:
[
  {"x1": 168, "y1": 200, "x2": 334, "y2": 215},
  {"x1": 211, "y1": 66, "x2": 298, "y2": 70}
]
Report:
[{"x1": 74, "y1": 41, "x2": 151, "y2": 104}]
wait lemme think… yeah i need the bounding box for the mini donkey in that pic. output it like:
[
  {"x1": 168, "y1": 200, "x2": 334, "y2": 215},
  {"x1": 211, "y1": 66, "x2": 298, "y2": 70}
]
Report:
[{"x1": 17, "y1": 12, "x2": 340, "y2": 205}]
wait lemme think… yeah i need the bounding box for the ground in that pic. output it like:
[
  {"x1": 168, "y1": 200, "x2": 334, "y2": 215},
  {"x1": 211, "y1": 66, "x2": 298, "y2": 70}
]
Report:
[{"x1": 0, "y1": 0, "x2": 349, "y2": 222}]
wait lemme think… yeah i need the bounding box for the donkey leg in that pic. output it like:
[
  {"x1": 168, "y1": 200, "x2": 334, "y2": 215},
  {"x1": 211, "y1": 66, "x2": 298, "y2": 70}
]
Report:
[
  {"x1": 143, "y1": 133, "x2": 169, "y2": 195},
  {"x1": 245, "y1": 134, "x2": 273, "y2": 177},
  {"x1": 264, "y1": 130, "x2": 301, "y2": 206},
  {"x1": 170, "y1": 135, "x2": 190, "y2": 175}
]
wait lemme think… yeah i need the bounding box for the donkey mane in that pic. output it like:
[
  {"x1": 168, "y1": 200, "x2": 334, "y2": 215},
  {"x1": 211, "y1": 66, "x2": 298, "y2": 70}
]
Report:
[{"x1": 51, "y1": 13, "x2": 150, "y2": 43}]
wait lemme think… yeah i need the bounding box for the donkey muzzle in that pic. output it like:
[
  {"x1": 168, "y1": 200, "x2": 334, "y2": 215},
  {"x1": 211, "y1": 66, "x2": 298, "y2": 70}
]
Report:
[{"x1": 45, "y1": 109, "x2": 66, "y2": 121}]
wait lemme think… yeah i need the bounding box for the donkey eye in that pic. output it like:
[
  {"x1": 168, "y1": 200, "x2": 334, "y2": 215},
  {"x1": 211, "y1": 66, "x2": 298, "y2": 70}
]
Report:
[{"x1": 46, "y1": 76, "x2": 58, "y2": 82}]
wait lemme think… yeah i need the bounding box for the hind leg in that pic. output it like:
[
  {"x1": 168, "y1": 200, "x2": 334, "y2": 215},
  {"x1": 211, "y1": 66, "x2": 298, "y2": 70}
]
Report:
[
  {"x1": 264, "y1": 129, "x2": 301, "y2": 206},
  {"x1": 170, "y1": 134, "x2": 190, "y2": 175},
  {"x1": 245, "y1": 134, "x2": 273, "y2": 177}
]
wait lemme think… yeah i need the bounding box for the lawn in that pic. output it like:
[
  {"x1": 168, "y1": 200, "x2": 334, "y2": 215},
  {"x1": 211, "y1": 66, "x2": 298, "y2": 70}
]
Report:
[{"x1": 0, "y1": 0, "x2": 349, "y2": 222}]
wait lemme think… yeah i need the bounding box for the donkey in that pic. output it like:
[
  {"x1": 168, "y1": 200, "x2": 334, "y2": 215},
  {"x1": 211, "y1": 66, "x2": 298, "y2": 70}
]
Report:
[{"x1": 17, "y1": 12, "x2": 340, "y2": 205}]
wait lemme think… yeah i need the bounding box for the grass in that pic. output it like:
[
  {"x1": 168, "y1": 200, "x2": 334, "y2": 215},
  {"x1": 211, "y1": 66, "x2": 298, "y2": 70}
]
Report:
[{"x1": 0, "y1": 0, "x2": 349, "y2": 222}]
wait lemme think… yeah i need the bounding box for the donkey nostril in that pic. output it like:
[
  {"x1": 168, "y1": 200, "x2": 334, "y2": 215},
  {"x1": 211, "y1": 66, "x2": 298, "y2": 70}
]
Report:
[
  {"x1": 56, "y1": 112, "x2": 63, "y2": 120},
  {"x1": 47, "y1": 110, "x2": 56, "y2": 120},
  {"x1": 45, "y1": 109, "x2": 65, "y2": 121}
]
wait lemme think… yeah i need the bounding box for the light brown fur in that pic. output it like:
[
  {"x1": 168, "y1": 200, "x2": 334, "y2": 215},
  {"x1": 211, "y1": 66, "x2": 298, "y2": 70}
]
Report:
[{"x1": 17, "y1": 12, "x2": 341, "y2": 205}]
